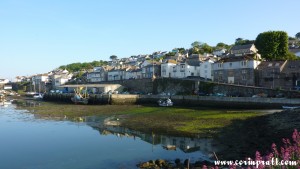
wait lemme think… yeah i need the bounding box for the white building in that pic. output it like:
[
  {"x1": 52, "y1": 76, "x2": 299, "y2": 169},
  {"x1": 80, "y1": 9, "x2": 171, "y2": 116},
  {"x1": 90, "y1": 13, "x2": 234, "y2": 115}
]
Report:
[
  {"x1": 86, "y1": 67, "x2": 107, "y2": 83},
  {"x1": 108, "y1": 69, "x2": 125, "y2": 81},
  {"x1": 199, "y1": 58, "x2": 215, "y2": 80},
  {"x1": 161, "y1": 60, "x2": 177, "y2": 78},
  {"x1": 213, "y1": 49, "x2": 227, "y2": 56}
]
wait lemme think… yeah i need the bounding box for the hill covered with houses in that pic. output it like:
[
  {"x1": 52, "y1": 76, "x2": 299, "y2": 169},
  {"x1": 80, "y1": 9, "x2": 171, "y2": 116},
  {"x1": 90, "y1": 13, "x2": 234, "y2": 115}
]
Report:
[{"x1": 12, "y1": 31, "x2": 300, "y2": 93}]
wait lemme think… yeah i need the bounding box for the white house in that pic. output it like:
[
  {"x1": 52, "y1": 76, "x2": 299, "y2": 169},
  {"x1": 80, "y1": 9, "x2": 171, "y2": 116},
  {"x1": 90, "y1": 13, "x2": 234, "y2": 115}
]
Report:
[
  {"x1": 0, "y1": 79, "x2": 9, "y2": 84},
  {"x1": 199, "y1": 58, "x2": 215, "y2": 80},
  {"x1": 32, "y1": 74, "x2": 49, "y2": 92},
  {"x1": 108, "y1": 69, "x2": 125, "y2": 81},
  {"x1": 161, "y1": 60, "x2": 177, "y2": 78},
  {"x1": 51, "y1": 69, "x2": 73, "y2": 88},
  {"x1": 86, "y1": 67, "x2": 107, "y2": 83},
  {"x1": 213, "y1": 49, "x2": 227, "y2": 56},
  {"x1": 212, "y1": 55, "x2": 261, "y2": 85}
]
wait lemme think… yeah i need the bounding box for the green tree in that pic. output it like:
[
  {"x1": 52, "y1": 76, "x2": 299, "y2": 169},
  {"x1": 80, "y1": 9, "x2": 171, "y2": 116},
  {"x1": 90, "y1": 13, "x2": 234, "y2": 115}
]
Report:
[
  {"x1": 109, "y1": 55, "x2": 118, "y2": 60},
  {"x1": 255, "y1": 31, "x2": 289, "y2": 60},
  {"x1": 202, "y1": 43, "x2": 213, "y2": 53},
  {"x1": 296, "y1": 32, "x2": 300, "y2": 40}
]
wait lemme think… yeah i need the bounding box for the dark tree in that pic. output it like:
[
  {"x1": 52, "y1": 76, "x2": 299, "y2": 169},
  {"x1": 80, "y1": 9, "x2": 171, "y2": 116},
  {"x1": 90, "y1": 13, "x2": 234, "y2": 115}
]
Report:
[
  {"x1": 295, "y1": 32, "x2": 300, "y2": 40},
  {"x1": 255, "y1": 31, "x2": 289, "y2": 60},
  {"x1": 109, "y1": 55, "x2": 118, "y2": 60}
]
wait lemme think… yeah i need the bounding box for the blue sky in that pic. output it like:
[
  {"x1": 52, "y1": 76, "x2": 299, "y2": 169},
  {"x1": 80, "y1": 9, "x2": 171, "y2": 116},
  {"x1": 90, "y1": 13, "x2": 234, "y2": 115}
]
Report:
[{"x1": 0, "y1": 0, "x2": 299, "y2": 80}]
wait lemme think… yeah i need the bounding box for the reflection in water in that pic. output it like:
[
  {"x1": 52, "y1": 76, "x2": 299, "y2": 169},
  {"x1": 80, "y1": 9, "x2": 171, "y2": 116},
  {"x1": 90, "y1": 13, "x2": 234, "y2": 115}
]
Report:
[
  {"x1": 85, "y1": 116, "x2": 214, "y2": 156},
  {"x1": 0, "y1": 104, "x2": 214, "y2": 169}
]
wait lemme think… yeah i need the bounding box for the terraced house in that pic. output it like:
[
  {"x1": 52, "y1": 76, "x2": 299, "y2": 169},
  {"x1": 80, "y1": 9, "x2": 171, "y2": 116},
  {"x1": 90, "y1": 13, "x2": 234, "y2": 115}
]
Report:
[
  {"x1": 257, "y1": 60, "x2": 300, "y2": 90},
  {"x1": 212, "y1": 44, "x2": 261, "y2": 86}
]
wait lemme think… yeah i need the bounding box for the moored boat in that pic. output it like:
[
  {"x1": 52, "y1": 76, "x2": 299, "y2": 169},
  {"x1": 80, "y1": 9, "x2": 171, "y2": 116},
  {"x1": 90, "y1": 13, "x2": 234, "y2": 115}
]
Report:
[
  {"x1": 158, "y1": 98, "x2": 173, "y2": 107},
  {"x1": 282, "y1": 106, "x2": 300, "y2": 110}
]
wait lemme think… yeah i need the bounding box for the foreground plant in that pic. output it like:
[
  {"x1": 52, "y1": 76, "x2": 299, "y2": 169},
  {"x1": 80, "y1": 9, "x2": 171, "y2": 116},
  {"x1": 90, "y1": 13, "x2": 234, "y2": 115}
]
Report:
[{"x1": 211, "y1": 129, "x2": 300, "y2": 169}]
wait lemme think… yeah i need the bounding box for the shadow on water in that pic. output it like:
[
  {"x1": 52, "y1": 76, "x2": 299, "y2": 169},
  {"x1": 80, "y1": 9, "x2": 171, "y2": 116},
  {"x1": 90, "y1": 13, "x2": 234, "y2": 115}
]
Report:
[{"x1": 214, "y1": 109, "x2": 300, "y2": 160}]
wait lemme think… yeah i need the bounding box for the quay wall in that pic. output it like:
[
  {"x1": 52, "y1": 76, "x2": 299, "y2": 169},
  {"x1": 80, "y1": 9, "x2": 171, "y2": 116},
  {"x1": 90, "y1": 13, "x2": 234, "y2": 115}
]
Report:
[{"x1": 43, "y1": 93, "x2": 300, "y2": 109}]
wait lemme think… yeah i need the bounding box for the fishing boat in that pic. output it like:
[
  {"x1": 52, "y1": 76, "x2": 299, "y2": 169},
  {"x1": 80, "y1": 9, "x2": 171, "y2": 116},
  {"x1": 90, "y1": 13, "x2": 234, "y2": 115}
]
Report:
[
  {"x1": 158, "y1": 98, "x2": 173, "y2": 107},
  {"x1": 71, "y1": 87, "x2": 89, "y2": 105},
  {"x1": 282, "y1": 106, "x2": 300, "y2": 110}
]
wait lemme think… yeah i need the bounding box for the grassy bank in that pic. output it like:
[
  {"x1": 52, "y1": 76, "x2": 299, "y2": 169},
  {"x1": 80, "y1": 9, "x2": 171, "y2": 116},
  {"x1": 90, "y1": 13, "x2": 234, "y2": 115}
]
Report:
[{"x1": 18, "y1": 101, "x2": 266, "y2": 137}]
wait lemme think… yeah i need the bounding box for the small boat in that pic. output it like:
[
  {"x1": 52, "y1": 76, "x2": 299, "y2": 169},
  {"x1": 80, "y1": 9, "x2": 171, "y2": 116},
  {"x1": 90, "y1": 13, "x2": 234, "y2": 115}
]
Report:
[
  {"x1": 71, "y1": 87, "x2": 89, "y2": 105},
  {"x1": 282, "y1": 106, "x2": 300, "y2": 110},
  {"x1": 71, "y1": 94, "x2": 89, "y2": 105},
  {"x1": 33, "y1": 93, "x2": 43, "y2": 100},
  {"x1": 158, "y1": 98, "x2": 173, "y2": 107},
  {"x1": 163, "y1": 145, "x2": 176, "y2": 150}
]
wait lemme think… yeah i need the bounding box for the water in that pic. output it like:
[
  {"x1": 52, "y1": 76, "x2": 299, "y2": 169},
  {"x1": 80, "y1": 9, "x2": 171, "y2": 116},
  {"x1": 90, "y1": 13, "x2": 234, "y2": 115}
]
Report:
[{"x1": 0, "y1": 104, "x2": 212, "y2": 169}]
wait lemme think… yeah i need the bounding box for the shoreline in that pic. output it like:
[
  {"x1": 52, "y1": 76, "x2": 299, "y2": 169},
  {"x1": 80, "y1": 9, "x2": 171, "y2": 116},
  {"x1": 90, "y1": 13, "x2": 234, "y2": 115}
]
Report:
[{"x1": 12, "y1": 98, "x2": 300, "y2": 162}]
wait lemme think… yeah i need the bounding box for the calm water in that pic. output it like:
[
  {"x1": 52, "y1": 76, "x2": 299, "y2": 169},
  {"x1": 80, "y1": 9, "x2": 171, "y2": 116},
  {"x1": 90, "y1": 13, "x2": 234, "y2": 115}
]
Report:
[{"x1": 0, "y1": 103, "x2": 212, "y2": 169}]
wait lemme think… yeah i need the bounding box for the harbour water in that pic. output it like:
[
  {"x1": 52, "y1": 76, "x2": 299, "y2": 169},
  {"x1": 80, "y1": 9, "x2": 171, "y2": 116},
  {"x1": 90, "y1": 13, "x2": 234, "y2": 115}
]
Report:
[{"x1": 0, "y1": 104, "x2": 212, "y2": 169}]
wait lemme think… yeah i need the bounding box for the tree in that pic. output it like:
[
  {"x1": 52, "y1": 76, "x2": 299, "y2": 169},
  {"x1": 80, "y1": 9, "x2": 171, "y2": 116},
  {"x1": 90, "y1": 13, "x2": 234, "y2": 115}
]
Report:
[
  {"x1": 255, "y1": 31, "x2": 289, "y2": 60},
  {"x1": 109, "y1": 55, "x2": 118, "y2": 60},
  {"x1": 200, "y1": 43, "x2": 213, "y2": 53},
  {"x1": 235, "y1": 38, "x2": 254, "y2": 45},
  {"x1": 296, "y1": 32, "x2": 300, "y2": 40},
  {"x1": 191, "y1": 41, "x2": 201, "y2": 48}
]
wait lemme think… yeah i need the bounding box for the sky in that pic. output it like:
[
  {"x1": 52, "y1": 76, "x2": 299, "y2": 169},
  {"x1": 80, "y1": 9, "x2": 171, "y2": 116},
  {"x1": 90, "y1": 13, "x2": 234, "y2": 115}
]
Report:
[{"x1": 0, "y1": 0, "x2": 299, "y2": 80}]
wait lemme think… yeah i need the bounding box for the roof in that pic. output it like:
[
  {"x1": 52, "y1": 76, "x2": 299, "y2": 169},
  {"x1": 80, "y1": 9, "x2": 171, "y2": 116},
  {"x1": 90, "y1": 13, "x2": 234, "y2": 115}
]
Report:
[
  {"x1": 282, "y1": 60, "x2": 300, "y2": 73},
  {"x1": 256, "y1": 60, "x2": 286, "y2": 70},
  {"x1": 230, "y1": 44, "x2": 254, "y2": 51},
  {"x1": 186, "y1": 60, "x2": 200, "y2": 66},
  {"x1": 289, "y1": 48, "x2": 300, "y2": 53},
  {"x1": 164, "y1": 59, "x2": 177, "y2": 64},
  {"x1": 215, "y1": 54, "x2": 256, "y2": 63}
]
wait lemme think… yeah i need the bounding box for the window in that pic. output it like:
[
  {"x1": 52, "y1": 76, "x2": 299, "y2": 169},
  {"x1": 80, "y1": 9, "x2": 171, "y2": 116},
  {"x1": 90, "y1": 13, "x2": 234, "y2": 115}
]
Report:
[
  {"x1": 218, "y1": 63, "x2": 223, "y2": 68},
  {"x1": 229, "y1": 63, "x2": 232, "y2": 67},
  {"x1": 241, "y1": 61, "x2": 247, "y2": 67},
  {"x1": 204, "y1": 65, "x2": 208, "y2": 68},
  {"x1": 242, "y1": 75, "x2": 246, "y2": 80},
  {"x1": 242, "y1": 70, "x2": 247, "y2": 74}
]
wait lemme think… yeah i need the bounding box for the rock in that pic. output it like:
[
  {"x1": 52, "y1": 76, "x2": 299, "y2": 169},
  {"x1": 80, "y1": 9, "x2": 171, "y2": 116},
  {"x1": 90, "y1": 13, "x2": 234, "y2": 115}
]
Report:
[
  {"x1": 155, "y1": 159, "x2": 166, "y2": 166},
  {"x1": 175, "y1": 158, "x2": 181, "y2": 165},
  {"x1": 139, "y1": 162, "x2": 150, "y2": 168}
]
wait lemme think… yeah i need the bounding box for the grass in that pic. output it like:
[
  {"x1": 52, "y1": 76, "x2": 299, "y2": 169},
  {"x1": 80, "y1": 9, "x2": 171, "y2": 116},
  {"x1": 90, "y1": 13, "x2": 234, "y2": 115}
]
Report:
[{"x1": 18, "y1": 101, "x2": 265, "y2": 137}]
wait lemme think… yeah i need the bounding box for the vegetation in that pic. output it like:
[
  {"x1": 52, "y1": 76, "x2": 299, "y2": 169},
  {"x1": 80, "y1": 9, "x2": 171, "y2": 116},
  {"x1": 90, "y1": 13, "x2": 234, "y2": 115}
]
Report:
[
  {"x1": 109, "y1": 55, "x2": 118, "y2": 60},
  {"x1": 20, "y1": 102, "x2": 264, "y2": 137},
  {"x1": 235, "y1": 38, "x2": 255, "y2": 45},
  {"x1": 190, "y1": 41, "x2": 213, "y2": 54},
  {"x1": 59, "y1": 60, "x2": 108, "y2": 72},
  {"x1": 255, "y1": 31, "x2": 292, "y2": 60},
  {"x1": 296, "y1": 32, "x2": 300, "y2": 40}
]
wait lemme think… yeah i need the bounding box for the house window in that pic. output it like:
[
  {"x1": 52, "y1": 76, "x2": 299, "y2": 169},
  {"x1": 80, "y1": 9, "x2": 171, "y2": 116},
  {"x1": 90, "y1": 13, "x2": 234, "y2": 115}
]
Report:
[
  {"x1": 242, "y1": 70, "x2": 247, "y2": 74},
  {"x1": 229, "y1": 63, "x2": 232, "y2": 67},
  {"x1": 241, "y1": 61, "x2": 247, "y2": 67},
  {"x1": 219, "y1": 71, "x2": 223, "y2": 75},
  {"x1": 242, "y1": 75, "x2": 246, "y2": 80},
  {"x1": 218, "y1": 63, "x2": 223, "y2": 68}
]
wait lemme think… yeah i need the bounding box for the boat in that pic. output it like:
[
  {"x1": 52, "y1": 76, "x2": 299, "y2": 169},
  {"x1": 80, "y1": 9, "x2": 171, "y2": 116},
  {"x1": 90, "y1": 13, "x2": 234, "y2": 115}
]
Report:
[
  {"x1": 158, "y1": 98, "x2": 173, "y2": 107},
  {"x1": 33, "y1": 93, "x2": 43, "y2": 100},
  {"x1": 71, "y1": 94, "x2": 89, "y2": 105},
  {"x1": 71, "y1": 87, "x2": 89, "y2": 105},
  {"x1": 162, "y1": 145, "x2": 176, "y2": 150},
  {"x1": 282, "y1": 106, "x2": 300, "y2": 110}
]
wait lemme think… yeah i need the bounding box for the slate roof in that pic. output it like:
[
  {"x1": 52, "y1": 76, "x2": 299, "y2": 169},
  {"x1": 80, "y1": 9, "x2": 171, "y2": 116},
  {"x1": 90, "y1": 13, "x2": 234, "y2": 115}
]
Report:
[
  {"x1": 215, "y1": 54, "x2": 256, "y2": 63},
  {"x1": 230, "y1": 44, "x2": 254, "y2": 51}
]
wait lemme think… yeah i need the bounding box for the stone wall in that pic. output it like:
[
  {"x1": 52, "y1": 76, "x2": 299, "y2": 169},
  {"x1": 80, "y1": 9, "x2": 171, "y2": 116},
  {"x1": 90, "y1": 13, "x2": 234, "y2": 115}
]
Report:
[{"x1": 43, "y1": 93, "x2": 300, "y2": 109}]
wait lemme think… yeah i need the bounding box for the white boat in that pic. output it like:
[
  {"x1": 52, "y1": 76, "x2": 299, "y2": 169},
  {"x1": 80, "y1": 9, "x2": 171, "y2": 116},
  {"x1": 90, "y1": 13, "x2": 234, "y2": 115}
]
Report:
[
  {"x1": 33, "y1": 93, "x2": 43, "y2": 100},
  {"x1": 282, "y1": 106, "x2": 300, "y2": 110},
  {"x1": 158, "y1": 98, "x2": 173, "y2": 107}
]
